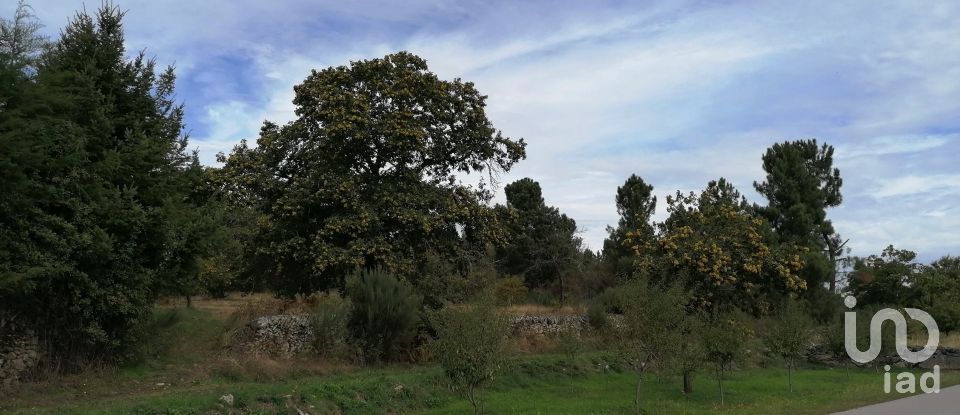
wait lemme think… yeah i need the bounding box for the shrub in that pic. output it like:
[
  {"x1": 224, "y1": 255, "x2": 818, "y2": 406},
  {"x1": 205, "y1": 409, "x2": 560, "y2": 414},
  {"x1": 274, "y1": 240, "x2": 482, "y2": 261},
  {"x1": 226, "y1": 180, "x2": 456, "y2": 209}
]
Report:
[
  {"x1": 821, "y1": 314, "x2": 853, "y2": 377},
  {"x1": 198, "y1": 254, "x2": 236, "y2": 299},
  {"x1": 761, "y1": 300, "x2": 814, "y2": 393},
  {"x1": 413, "y1": 249, "x2": 498, "y2": 308},
  {"x1": 346, "y1": 268, "x2": 421, "y2": 362},
  {"x1": 926, "y1": 300, "x2": 960, "y2": 333},
  {"x1": 527, "y1": 288, "x2": 558, "y2": 306},
  {"x1": 555, "y1": 328, "x2": 584, "y2": 359},
  {"x1": 595, "y1": 287, "x2": 626, "y2": 314},
  {"x1": 619, "y1": 282, "x2": 689, "y2": 415},
  {"x1": 702, "y1": 312, "x2": 752, "y2": 406},
  {"x1": 307, "y1": 292, "x2": 352, "y2": 360},
  {"x1": 493, "y1": 276, "x2": 528, "y2": 305},
  {"x1": 586, "y1": 301, "x2": 609, "y2": 331},
  {"x1": 432, "y1": 300, "x2": 510, "y2": 415}
]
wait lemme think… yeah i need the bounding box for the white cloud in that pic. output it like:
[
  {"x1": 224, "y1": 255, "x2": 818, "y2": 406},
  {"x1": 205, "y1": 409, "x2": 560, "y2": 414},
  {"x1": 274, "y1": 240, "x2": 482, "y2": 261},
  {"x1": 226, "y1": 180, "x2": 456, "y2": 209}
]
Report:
[
  {"x1": 837, "y1": 135, "x2": 954, "y2": 159},
  {"x1": 872, "y1": 175, "x2": 960, "y2": 199},
  {"x1": 22, "y1": 0, "x2": 960, "y2": 258}
]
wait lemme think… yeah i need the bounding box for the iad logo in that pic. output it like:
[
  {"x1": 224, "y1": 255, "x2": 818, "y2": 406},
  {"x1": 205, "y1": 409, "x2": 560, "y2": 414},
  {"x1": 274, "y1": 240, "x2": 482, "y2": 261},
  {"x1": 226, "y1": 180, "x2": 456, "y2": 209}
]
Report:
[{"x1": 843, "y1": 296, "x2": 941, "y2": 394}]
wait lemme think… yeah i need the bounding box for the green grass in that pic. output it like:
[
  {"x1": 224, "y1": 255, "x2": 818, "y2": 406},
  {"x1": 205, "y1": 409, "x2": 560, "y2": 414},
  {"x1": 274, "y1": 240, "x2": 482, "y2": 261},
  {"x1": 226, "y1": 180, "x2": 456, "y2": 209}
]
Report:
[
  {"x1": 7, "y1": 355, "x2": 957, "y2": 415},
  {"x1": 424, "y1": 362, "x2": 960, "y2": 415},
  {"x1": 3, "y1": 306, "x2": 958, "y2": 414}
]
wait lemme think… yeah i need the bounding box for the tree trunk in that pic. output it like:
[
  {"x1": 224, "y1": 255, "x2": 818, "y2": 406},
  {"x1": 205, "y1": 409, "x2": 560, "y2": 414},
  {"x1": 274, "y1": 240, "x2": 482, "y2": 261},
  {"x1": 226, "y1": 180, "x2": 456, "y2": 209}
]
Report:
[
  {"x1": 635, "y1": 373, "x2": 643, "y2": 415},
  {"x1": 717, "y1": 366, "x2": 725, "y2": 406},
  {"x1": 559, "y1": 274, "x2": 565, "y2": 305},
  {"x1": 186, "y1": 294, "x2": 192, "y2": 308},
  {"x1": 683, "y1": 371, "x2": 694, "y2": 394},
  {"x1": 822, "y1": 230, "x2": 835, "y2": 293},
  {"x1": 468, "y1": 385, "x2": 481, "y2": 415},
  {"x1": 788, "y1": 360, "x2": 793, "y2": 393}
]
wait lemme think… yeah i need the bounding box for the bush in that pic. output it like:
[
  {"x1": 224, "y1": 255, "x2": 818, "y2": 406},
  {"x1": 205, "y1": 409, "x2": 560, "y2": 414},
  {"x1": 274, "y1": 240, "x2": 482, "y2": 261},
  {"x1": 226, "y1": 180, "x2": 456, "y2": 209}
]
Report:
[
  {"x1": 586, "y1": 301, "x2": 609, "y2": 331},
  {"x1": 346, "y1": 268, "x2": 421, "y2": 362},
  {"x1": 595, "y1": 287, "x2": 626, "y2": 314},
  {"x1": 413, "y1": 249, "x2": 498, "y2": 308},
  {"x1": 761, "y1": 300, "x2": 813, "y2": 393},
  {"x1": 702, "y1": 312, "x2": 753, "y2": 406},
  {"x1": 493, "y1": 275, "x2": 528, "y2": 305},
  {"x1": 926, "y1": 299, "x2": 960, "y2": 333},
  {"x1": 198, "y1": 254, "x2": 236, "y2": 299},
  {"x1": 555, "y1": 328, "x2": 584, "y2": 359},
  {"x1": 307, "y1": 292, "x2": 352, "y2": 360},
  {"x1": 431, "y1": 300, "x2": 510, "y2": 415},
  {"x1": 527, "y1": 288, "x2": 558, "y2": 306}
]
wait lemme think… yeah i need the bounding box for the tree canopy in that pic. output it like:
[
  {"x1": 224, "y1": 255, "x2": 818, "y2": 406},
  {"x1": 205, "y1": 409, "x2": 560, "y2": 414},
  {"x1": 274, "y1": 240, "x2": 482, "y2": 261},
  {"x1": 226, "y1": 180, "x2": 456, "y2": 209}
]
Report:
[
  {"x1": 495, "y1": 178, "x2": 582, "y2": 301},
  {"x1": 634, "y1": 179, "x2": 806, "y2": 314},
  {"x1": 754, "y1": 139, "x2": 843, "y2": 292},
  {"x1": 0, "y1": 3, "x2": 208, "y2": 362},
  {"x1": 603, "y1": 174, "x2": 656, "y2": 280},
  {"x1": 220, "y1": 52, "x2": 526, "y2": 296}
]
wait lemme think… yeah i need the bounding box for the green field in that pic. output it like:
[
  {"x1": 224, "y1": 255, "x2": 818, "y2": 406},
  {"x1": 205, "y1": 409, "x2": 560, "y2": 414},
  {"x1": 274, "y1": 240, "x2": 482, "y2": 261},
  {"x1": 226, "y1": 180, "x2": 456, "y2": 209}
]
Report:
[
  {"x1": 2, "y1": 307, "x2": 956, "y2": 415},
  {"x1": 5, "y1": 357, "x2": 956, "y2": 414}
]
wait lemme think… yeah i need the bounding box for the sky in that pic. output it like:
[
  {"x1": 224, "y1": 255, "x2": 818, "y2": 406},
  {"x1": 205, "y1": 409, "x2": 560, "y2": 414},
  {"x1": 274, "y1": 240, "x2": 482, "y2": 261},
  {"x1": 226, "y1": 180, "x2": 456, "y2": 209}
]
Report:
[{"x1": 21, "y1": 0, "x2": 960, "y2": 261}]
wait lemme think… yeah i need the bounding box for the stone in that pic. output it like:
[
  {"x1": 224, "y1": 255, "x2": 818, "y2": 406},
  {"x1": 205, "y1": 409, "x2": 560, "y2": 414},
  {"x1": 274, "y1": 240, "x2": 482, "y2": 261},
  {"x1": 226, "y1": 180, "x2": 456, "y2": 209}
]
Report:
[
  {"x1": 220, "y1": 394, "x2": 235, "y2": 406},
  {"x1": 920, "y1": 348, "x2": 960, "y2": 370},
  {"x1": 0, "y1": 322, "x2": 41, "y2": 387},
  {"x1": 230, "y1": 314, "x2": 313, "y2": 357},
  {"x1": 510, "y1": 315, "x2": 587, "y2": 336}
]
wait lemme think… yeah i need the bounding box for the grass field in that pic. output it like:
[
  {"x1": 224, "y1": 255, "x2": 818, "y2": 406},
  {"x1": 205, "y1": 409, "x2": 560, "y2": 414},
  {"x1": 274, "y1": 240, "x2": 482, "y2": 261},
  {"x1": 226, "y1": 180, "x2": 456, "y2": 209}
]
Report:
[
  {"x1": 5, "y1": 355, "x2": 956, "y2": 415},
  {"x1": 2, "y1": 301, "x2": 957, "y2": 415}
]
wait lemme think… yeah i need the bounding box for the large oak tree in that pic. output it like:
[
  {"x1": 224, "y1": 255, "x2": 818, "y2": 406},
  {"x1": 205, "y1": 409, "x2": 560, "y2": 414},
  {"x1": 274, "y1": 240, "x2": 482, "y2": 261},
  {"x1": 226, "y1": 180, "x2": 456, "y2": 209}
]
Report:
[{"x1": 222, "y1": 52, "x2": 526, "y2": 295}]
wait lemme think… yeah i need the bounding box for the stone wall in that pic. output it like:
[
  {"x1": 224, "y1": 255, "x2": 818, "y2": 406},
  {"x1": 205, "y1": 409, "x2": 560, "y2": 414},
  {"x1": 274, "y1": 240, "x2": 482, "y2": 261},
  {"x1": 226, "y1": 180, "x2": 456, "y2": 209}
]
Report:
[
  {"x1": 808, "y1": 345, "x2": 960, "y2": 370},
  {"x1": 509, "y1": 314, "x2": 587, "y2": 336},
  {"x1": 228, "y1": 312, "x2": 610, "y2": 358},
  {"x1": 920, "y1": 348, "x2": 960, "y2": 370},
  {"x1": 229, "y1": 314, "x2": 313, "y2": 358},
  {"x1": 0, "y1": 323, "x2": 39, "y2": 387}
]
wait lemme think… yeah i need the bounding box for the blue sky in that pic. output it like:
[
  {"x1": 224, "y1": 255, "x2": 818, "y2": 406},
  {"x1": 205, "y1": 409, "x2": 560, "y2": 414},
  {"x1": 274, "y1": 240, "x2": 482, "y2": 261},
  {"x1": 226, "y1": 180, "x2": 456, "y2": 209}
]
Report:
[{"x1": 23, "y1": 0, "x2": 960, "y2": 261}]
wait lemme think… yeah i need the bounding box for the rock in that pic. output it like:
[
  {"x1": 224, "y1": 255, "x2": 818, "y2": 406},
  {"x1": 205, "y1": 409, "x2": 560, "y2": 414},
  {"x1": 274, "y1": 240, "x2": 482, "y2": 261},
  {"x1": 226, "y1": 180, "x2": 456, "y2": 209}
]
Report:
[
  {"x1": 231, "y1": 314, "x2": 313, "y2": 357},
  {"x1": 0, "y1": 322, "x2": 39, "y2": 387},
  {"x1": 510, "y1": 315, "x2": 587, "y2": 335},
  {"x1": 920, "y1": 347, "x2": 960, "y2": 370},
  {"x1": 219, "y1": 394, "x2": 235, "y2": 406}
]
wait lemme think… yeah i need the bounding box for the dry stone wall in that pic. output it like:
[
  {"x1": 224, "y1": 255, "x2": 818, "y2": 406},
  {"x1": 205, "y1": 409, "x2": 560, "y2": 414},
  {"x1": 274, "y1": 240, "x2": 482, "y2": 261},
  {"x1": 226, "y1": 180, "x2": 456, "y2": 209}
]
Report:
[
  {"x1": 0, "y1": 323, "x2": 39, "y2": 387},
  {"x1": 228, "y1": 312, "x2": 603, "y2": 357},
  {"x1": 509, "y1": 315, "x2": 587, "y2": 335},
  {"x1": 230, "y1": 314, "x2": 313, "y2": 358}
]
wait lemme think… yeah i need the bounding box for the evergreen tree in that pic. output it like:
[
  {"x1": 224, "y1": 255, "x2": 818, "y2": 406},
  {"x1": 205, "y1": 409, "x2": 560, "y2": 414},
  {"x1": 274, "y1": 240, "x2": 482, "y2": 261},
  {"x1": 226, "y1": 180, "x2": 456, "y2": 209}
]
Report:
[
  {"x1": 496, "y1": 178, "x2": 582, "y2": 302},
  {"x1": 754, "y1": 139, "x2": 844, "y2": 293},
  {"x1": 602, "y1": 174, "x2": 656, "y2": 280},
  {"x1": 1, "y1": 4, "x2": 202, "y2": 363}
]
